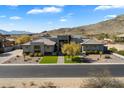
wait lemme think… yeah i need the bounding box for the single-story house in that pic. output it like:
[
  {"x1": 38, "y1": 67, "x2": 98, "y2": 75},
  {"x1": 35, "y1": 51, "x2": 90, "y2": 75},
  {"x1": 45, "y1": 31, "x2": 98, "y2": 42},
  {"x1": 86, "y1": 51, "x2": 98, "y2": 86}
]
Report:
[
  {"x1": 116, "y1": 34, "x2": 124, "y2": 42},
  {"x1": 81, "y1": 39, "x2": 107, "y2": 53},
  {"x1": 0, "y1": 38, "x2": 15, "y2": 53},
  {"x1": 22, "y1": 35, "x2": 107, "y2": 55}
]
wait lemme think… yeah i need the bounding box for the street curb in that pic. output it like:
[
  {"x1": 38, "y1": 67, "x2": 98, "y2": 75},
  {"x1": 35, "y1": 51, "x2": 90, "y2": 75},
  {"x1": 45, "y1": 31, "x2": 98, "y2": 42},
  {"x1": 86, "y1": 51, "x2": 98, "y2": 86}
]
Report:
[{"x1": 0, "y1": 63, "x2": 124, "y2": 66}]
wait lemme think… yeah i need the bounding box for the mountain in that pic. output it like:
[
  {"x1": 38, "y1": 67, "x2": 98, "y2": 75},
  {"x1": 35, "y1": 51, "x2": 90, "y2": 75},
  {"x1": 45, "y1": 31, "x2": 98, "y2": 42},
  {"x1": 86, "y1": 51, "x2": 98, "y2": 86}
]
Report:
[
  {"x1": 0, "y1": 29, "x2": 10, "y2": 34},
  {"x1": 42, "y1": 14, "x2": 124, "y2": 36},
  {"x1": 9, "y1": 30, "x2": 32, "y2": 35},
  {"x1": 0, "y1": 29, "x2": 32, "y2": 35}
]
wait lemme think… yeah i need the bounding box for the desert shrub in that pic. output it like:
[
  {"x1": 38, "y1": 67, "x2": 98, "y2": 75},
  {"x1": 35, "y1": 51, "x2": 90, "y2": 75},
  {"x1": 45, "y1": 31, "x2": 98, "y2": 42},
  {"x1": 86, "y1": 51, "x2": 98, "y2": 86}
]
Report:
[
  {"x1": 39, "y1": 82, "x2": 57, "y2": 88},
  {"x1": 23, "y1": 53, "x2": 27, "y2": 57},
  {"x1": 16, "y1": 55, "x2": 20, "y2": 57},
  {"x1": 29, "y1": 81, "x2": 37, "y2": 86},
  {"x1": 36, "y1": 60, "x2": 39, "y2": 62},
  {"x1": 1, "y1": 86, "x2": 7, "y2": 88},
  {"x1": 86, "y1": 50, "x2": 100, "y2": 54},
  {"x1": 104, "y1": 55, "x2": 111, "y2": 59},
  {"x1": 24, "y1": 52, "x2": 30, "y2": 55},
  {"x1": 96, "y1": 33, "x2": 109, "y2": 40},
  {"x1": 94, "y1": 50, "x2": 99, "y2": 54},
  {"x1": 86, "y1": 51, "x2": 92, "y2": 54},
  {"x1": 29, "y1": 53, "x2": 34, "y2": 57},
  {"x1": 38, "y1": 53, "x2": 42, "y2": 57},
  {"x1": 109, "y1": 47, "x2": 118, "y2": 53},
  {"x1": 1, "y1": 86, "x2": 15, "y2": 88},
  {"x1": 81, "y1": 70, "x2": 124, "y2": 88},
  {"x1": 34, "y1": 53, "x2": 38, "y2": 57},
  {"x1": 8, "y1": 86, "x2": 15, "y2": 88},
  {"x1": 24, "y1": 59, "x2": 28, "y2": 61}
]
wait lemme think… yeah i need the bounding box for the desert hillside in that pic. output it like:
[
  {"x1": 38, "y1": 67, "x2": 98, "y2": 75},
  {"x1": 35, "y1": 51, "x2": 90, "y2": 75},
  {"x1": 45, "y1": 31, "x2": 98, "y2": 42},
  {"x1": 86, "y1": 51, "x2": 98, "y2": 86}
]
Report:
[{"x1": 41, "y1": 14, "x2": 124, "y2": 36}]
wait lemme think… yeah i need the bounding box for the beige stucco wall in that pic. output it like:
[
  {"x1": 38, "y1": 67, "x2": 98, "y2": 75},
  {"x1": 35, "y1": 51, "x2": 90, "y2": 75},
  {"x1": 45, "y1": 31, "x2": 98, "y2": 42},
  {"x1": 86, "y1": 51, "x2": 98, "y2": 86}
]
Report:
[
  {"x1": 22, "y1": 43, "x2": 55, "y2": 55},
  {"x1": 22, "y1": 45, "x2": 32, "y2": 53},
  {"x1": 44, "y1": 45, "x2": 54, "y2": 53}
]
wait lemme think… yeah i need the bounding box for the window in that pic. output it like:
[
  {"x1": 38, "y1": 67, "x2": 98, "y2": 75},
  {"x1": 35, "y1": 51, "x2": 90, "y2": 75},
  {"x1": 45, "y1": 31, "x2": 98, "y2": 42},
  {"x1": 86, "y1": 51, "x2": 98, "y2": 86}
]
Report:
[{"x1": 34, "y1": 45, "x2": 40, "y2": 50}]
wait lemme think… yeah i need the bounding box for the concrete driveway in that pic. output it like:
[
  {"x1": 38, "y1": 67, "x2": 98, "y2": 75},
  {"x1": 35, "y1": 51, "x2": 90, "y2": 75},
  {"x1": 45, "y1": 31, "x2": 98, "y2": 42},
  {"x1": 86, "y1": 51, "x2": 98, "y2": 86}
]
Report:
[{"x1": 0, "y1": 49, "x2": 23, "y2": 64}]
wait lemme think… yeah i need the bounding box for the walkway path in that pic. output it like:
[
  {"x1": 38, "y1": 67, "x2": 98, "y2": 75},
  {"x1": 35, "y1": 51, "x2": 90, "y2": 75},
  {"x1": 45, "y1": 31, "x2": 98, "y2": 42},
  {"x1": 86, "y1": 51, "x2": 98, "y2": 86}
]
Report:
[{"x1": 57, "y1": 56, "x2": 64, "y2": 64}]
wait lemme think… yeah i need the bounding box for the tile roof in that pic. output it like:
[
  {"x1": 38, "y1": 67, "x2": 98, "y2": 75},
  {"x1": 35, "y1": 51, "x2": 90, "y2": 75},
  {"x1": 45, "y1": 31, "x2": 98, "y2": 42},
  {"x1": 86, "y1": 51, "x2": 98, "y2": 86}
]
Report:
[
  {"x1": 23, "y1": 38, "x2": 56, "y2": 46},
  {"x1": 81, "y1": 39, "x2": 103, "y2": 45}
]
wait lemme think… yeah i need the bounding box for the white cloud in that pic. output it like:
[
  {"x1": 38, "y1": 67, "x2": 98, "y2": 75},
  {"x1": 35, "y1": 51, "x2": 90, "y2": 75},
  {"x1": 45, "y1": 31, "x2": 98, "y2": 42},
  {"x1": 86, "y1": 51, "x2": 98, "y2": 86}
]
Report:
[
  {"x1": 105, "y1": 14, "x2": 117, "y2": 19},
  {"x1": 27, "y1": 6, "x2": 62, "y2": 14},
  {"x1": 60, "y1": 18, "x2": 67, "y2": 22},
  {"x1": 95, "y1": 5, "x2": 124, "y2": 10},
  {"x1": 0, "y1": 15, "x2": 6, "y2": 18},
  {"x1": 10, "y1": 16, "x2": 22, "y2": 20},
  {"x1": 67, "y1": 13, "x2": 74, "y2": 16}
]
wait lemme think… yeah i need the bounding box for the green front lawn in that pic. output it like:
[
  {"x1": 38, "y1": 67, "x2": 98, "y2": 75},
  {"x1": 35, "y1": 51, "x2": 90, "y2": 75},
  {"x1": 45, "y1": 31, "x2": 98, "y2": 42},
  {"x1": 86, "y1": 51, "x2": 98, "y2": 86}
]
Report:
[
  {"x1": 64, "y1": 56, "x2": 83, "y2": 63},
  {"x1": 39, "y1": 56, "x2": 58, "y2": 64}
]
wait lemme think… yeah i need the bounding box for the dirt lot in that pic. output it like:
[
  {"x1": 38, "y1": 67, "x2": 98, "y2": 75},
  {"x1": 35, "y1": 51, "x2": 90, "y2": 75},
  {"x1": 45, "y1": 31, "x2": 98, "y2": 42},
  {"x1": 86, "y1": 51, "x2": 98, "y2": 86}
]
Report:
[
  {"x1": 105, "y1": 44, "x2": 124, "y2": 51},
  {"x1": 0, "y1": 78, "x2": 123, "y2": 88},
  {"x1": 0, "y1": 78, "x2": 83, "y2": 88}
]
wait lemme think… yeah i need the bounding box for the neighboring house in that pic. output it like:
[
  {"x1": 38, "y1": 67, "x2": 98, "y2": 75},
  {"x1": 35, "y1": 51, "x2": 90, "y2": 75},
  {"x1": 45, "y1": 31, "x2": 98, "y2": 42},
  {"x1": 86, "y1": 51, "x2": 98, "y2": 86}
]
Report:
[
  {"x1": 116, "y1": 34, "x2": 124, "y2": 42},
  {"x1": 103, "y1": 38, "x2": 114, "y2": 44},
  {"x1": 0, "y1": 38, "x2": 15, "y2": 53},
  {"x1": 22, "y1": 35, "x2": 107, "y2": 55},
  {"x1": 81, "y1": 39, "x2": 107, "y2": 53}
]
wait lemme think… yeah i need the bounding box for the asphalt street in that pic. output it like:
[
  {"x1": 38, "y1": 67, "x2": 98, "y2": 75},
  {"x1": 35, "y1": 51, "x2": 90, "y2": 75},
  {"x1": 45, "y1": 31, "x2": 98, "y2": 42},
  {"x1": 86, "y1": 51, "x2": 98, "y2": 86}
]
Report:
[{"x1": 0, "y1": 64, "x2": 124, "y2": 78}]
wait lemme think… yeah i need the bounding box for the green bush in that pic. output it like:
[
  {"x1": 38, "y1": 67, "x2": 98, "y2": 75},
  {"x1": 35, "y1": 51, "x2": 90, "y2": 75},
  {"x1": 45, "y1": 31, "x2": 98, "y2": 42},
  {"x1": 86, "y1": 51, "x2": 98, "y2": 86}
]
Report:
[
  {"x1": 29, "y1": 53, "x2": 34, "y2": 57},
  {"x1": 33, "y1": 53, "x2": 42, "y2": 57},
  {"x1": 86, "y1": 50, "x2": 100, "y2": 54},
  {"x1": 53, "y1": 52, "x2": 57, "y2": 56},
  {"x1": 109, "y1": 47, "x2": 118, "y2": 53},
  {"x1": 94, "y1": 50, "x2": 99, "y2": 54},
  {"x1": 23, "y1": 52, "x2": 29, "y2": 56},
  {"x1": 38, "y1": 53, "x2": 42, "y2": 57}
]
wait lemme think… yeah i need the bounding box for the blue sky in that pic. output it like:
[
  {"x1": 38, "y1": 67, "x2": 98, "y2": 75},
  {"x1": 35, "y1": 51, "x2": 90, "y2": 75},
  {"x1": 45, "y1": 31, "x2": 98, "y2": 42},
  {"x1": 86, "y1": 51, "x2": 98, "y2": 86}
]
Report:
[{"x1": 0, "y1": 5, "x2": 124, "y2": 33}]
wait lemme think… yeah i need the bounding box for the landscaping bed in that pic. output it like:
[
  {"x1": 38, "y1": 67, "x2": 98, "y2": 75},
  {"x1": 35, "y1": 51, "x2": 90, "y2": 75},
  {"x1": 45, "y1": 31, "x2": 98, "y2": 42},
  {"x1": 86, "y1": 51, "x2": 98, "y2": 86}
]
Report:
[
  {"x1": 3, "y1": 56, "x2": 39, "y2": 64},
  {"x1": 64, "y1": 56, "x2": 83, "y2": 63},
  {"x1": 39, "y1": 56, "x2": 58, "y2": 64}
]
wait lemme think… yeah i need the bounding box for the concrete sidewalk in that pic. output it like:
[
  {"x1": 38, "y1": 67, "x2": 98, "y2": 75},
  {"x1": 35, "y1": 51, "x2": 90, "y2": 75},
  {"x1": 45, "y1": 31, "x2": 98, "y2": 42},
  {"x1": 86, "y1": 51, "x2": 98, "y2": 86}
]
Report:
[{"x1": 57, "y1": 56, "x2": 64, "y2": 64}]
